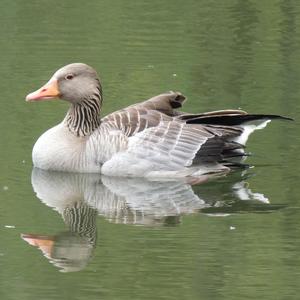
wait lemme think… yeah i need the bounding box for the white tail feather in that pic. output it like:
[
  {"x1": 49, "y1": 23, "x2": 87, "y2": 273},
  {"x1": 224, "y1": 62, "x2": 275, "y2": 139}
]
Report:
[{"x1": 234, "y1": 119, "x2": 271, "y2": 146}]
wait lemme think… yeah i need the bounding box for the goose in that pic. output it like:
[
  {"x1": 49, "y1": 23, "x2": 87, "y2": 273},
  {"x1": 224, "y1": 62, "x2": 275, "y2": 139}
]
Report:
[{"x1": 26, "y1": 63, "x2": 291, "y2": 177}]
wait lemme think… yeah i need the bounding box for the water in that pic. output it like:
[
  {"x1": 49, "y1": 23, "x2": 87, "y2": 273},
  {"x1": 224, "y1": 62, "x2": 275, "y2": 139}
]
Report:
[{"x1": 0, "y1": 0, "x2": 300, "y2": 299}]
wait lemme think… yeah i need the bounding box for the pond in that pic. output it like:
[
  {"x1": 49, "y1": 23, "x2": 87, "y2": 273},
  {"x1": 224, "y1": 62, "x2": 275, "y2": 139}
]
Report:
[{"x1": 0, "y1": 1, "x2": 300, "y2": 299}]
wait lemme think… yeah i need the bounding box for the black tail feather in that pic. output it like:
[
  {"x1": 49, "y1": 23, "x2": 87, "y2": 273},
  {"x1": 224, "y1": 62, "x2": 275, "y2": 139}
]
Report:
[
  {"x1": 222, "y1": 161, "x2": 251, "y2": 169},
  {"x1": 181, "y1": 114, "x2": 293, "y2": 126}
]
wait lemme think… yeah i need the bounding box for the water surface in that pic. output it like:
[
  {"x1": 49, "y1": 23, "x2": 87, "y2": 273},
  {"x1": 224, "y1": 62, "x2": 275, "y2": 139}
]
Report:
[{"x1": 0, "y1": 1, "x2": 300, "y2": 299}]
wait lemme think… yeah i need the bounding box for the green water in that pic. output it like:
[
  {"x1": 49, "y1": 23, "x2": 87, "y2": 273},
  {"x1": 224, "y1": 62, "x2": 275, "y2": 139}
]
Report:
[{"x1": 0, "y1": 0, "x2": 300, "y2": 299}]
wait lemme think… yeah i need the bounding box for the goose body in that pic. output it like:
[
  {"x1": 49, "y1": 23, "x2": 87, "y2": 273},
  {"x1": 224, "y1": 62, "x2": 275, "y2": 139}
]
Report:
[{"x1": 26, "y1": 63, "x2": 291, "y2": 177}]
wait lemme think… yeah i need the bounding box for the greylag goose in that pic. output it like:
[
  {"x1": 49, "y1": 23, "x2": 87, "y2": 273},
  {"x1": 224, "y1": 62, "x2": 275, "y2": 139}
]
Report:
[{"x1": 26, "y1": 63, "x2": 291, "y2": 177}]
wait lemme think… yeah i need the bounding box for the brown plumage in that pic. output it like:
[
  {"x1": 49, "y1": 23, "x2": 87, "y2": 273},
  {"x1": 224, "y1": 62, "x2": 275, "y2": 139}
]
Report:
[{"x1": 25, "y1": 63, "x2": 291, "y2": 177}]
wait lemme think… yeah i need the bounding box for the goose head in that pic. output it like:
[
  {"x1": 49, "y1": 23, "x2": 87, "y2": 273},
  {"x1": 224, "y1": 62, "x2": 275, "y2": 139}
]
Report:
[{"x1": 26, "y1": 63, "x2": 102, "y2": 104}]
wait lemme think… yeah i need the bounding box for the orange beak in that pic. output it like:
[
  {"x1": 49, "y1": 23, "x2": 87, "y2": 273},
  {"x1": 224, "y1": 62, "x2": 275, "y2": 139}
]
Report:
[
  {"x1": 21, "y1": 233, "x2": 55, "y2": 256},
  {"x1": 26, "y1": 79, "x2": 60, "y2": 102}
]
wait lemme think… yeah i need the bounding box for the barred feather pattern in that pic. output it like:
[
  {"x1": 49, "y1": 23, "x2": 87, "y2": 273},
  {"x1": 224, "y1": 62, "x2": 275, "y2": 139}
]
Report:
[
  {"x1": 56, "y1": 91, "x2": 245, "y2": 174},
  {"x1": 64, "y1": 92, "x2": 102, "y2": 137},
  {"x1": 63, "y1": 202, "x2": 97, "y2": 245},
  {"x1": 126, "y1": 119, "x2": 242, "y2": 169}
]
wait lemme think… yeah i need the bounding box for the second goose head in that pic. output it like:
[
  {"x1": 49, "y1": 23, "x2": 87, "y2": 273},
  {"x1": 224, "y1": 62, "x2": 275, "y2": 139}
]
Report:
[{"x1": 26, "y1": 63, "x2": 102, "y2": 104}]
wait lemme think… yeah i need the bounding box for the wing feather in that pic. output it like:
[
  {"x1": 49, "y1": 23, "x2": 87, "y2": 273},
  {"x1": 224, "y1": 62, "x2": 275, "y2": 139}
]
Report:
[
  {"x1": 99, "y1": 92, "x2": 246, "y2": 176},
  {"x1": 127, "y1": 120, "x2": 215, "y2": 169},
  {"x1": 102, "y1": 92, "x2": 185, "y2": 137}
]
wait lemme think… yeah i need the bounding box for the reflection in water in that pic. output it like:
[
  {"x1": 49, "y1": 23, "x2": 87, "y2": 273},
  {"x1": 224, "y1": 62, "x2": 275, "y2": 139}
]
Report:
[
  {"x1": 22, "y1": 168, "x2": 283, "y2": 272},
  {"x1": 22, "y1": 201, "x2": 97, "y2": 272}
]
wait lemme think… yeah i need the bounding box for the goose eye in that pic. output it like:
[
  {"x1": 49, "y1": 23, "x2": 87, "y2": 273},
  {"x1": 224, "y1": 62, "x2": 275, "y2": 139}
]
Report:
[{"x1": 65, "y1": 74, "x2": 74, "y2": 80}]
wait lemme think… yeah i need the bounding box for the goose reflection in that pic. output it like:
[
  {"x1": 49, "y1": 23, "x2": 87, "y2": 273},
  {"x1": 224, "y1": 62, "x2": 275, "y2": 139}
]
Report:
[{"x1": 22, "y1": 168, "x2": 282, "y2": 272}]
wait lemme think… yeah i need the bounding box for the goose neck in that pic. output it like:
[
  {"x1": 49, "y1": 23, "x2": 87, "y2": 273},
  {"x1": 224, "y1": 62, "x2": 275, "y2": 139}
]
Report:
[{"x1": 64, "y1": 96, "x2": 102, "y2": 137}]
